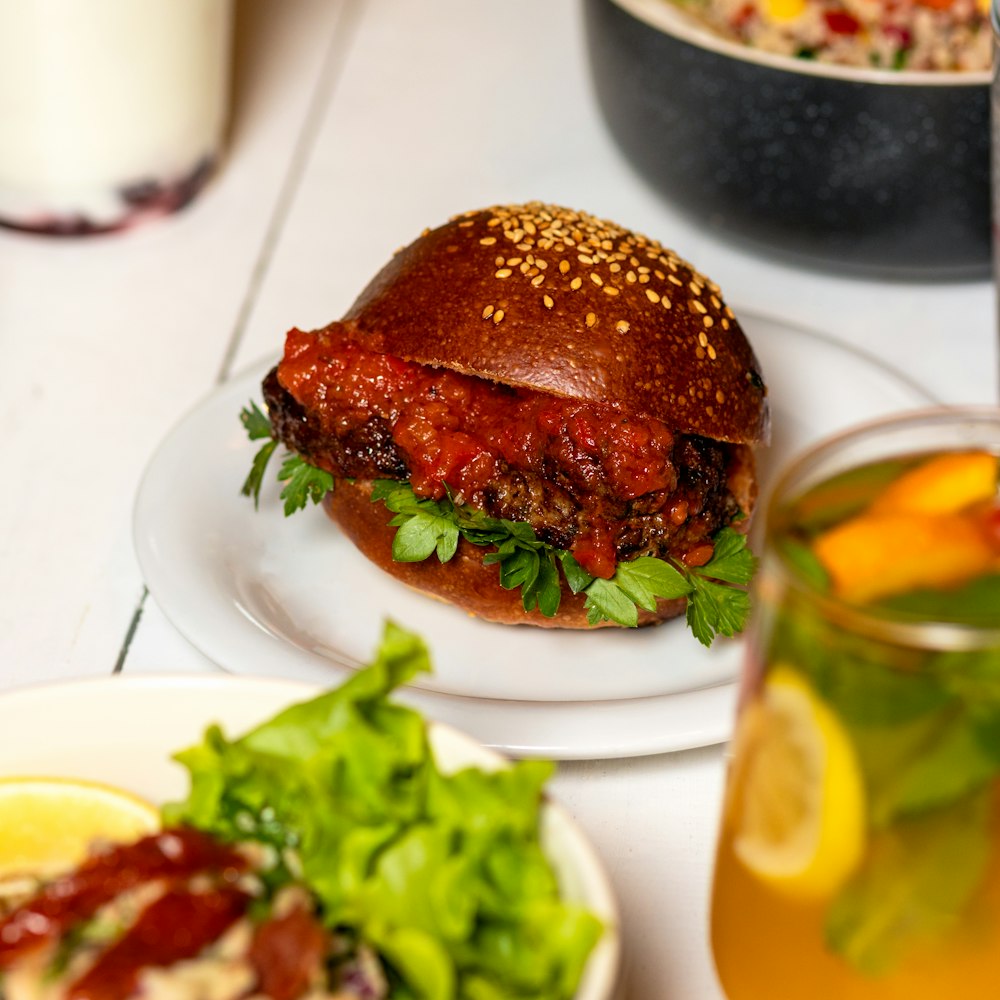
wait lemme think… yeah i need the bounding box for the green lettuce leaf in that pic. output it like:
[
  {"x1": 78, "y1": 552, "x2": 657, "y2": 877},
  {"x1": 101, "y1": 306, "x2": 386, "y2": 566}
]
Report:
[{"x1": 164, "y1": 621, "x2": 601, "y2": 999}]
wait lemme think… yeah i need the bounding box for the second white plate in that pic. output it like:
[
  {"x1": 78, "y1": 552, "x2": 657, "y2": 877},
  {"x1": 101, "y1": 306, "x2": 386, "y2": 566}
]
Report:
[{"x1": 133, "y1": 312, "x2": 935, "y2": 759}]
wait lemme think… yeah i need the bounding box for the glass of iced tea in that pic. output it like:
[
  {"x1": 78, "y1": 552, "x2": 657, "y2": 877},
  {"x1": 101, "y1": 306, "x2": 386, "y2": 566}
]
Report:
[{"x1": 711, "y1": 407, "x2": 1000, "y2": 999}]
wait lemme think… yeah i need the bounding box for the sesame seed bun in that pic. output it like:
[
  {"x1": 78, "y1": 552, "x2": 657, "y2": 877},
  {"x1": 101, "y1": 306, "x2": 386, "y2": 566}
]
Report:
[
  {"x1": 266, "y1": 202, "x2": 768, "y2": 630},
  {"x1": 343, "y1": 202, "x2": 769, "y2": 446}
]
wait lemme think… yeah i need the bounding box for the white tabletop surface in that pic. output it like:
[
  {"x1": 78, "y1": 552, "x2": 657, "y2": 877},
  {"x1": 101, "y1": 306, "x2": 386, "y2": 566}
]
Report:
[{"x1": 1, "y1": 2, "x2": 997, "y2": 997}]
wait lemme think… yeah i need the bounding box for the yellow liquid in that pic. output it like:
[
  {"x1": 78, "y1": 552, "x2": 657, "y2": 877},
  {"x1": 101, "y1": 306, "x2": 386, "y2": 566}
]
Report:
[{"x1": 711, "y1": 784, "x2": 1000, "y2": 999}]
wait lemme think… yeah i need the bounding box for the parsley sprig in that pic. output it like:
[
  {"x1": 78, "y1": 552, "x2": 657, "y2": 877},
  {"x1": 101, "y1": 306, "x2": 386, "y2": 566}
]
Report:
[
  {"x1": 372, "y1": 479, "x2": 754, "y2": 644},
  {"x1": 240, "y1": 402, "x2": 756, "y2": 643},
  {"x1": 240, "y1": 401, "x2": 333, "y2": 516}
]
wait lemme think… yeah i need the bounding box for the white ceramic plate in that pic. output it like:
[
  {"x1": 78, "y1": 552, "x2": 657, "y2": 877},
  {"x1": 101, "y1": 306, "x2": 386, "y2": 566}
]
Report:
[
  {"x1": 133, "y1": 311, "x2": 935, "y2": 759},
  {"x1": 0, "y1": 674, "x2": 622, "y2": 1000}
]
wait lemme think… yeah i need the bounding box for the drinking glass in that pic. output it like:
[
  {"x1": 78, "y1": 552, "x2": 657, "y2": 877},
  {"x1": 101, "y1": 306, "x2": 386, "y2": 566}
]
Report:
[
  {"x1": 0, "y1": 0, "x2": 233, "y2": 235},
  {"x1": 710, "y1": 407, "x2": 1000, "y2": 999}
]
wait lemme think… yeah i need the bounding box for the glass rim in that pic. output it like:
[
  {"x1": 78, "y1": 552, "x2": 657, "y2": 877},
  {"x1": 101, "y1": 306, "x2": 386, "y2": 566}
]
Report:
[{"x1": 765, "y1": 404, "x2": 1000, "y2": 651}]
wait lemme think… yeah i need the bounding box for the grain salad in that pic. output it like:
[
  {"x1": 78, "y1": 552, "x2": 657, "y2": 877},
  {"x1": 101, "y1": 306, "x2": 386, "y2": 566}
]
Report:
[{"x1": 674, "y1": 0, "x2": 991, "y2": 70}]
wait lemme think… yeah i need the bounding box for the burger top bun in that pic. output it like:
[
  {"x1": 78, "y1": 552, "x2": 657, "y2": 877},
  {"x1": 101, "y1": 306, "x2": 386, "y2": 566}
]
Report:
[{"x1": 342, "y1": 202, "x2": 769, "y2": 446}]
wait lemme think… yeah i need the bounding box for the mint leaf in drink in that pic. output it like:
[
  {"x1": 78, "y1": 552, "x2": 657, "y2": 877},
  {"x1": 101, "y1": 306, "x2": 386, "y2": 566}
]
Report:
[
  {"x1": 868, "y1": 707, "x2": 1000, "y2": 824},
  {"x1": 825, "y1": 789, "x2": 993, "y2": 976},
  {"x1": 878, "y1": 572, "x2": 1000, "y2": 626}
]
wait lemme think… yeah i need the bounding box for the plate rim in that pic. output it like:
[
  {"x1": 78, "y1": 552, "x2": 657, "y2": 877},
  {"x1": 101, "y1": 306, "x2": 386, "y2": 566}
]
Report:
[
  {"x1": 0, "y1": 672, "x2": 623, "y2": 1000},
  {"x1": 132, "y1": 308, "x2": 938, "y2": 759}
]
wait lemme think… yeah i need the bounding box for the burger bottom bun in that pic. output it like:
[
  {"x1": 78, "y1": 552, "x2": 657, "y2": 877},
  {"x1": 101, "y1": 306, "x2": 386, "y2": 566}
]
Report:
[{"x1": 322, "y1": 481, "x2": 689, "y2": 629}]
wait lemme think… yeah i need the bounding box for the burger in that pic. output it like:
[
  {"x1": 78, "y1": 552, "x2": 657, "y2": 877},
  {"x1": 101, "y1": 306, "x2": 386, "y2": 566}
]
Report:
[{"x1": 242, "y1": 202, "x2": 769, "y2": 643}]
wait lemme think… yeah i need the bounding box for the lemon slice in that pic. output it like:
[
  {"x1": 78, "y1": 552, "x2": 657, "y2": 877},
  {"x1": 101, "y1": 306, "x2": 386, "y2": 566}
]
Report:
[
  {"x1": 0, "y1": 777, "x2": 160, "y2": 880},
  {"x1": 732, "y1": 666, "x2": 866, "y2": 900}
]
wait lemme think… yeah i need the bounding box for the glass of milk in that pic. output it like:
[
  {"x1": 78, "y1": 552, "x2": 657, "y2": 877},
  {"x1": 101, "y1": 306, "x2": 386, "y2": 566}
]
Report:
[{"x1": 0, "y1": 0, "x2": 234, "y2": 235}]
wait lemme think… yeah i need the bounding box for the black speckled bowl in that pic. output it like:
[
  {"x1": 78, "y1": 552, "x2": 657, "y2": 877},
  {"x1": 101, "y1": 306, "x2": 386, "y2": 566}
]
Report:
[{"x1": 583, "y1": 0, "x2": 991, "y2": 279}]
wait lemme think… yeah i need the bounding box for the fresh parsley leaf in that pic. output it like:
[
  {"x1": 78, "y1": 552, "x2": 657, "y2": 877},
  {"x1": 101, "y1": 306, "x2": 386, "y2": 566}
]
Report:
[
  {"x1": 368, "y1": 480, "x2": 756, "y2": 640},
  {"x1": 686, "y1": 577, "x2": 751, "y2": 647},
  {"x1": 581, "y1": 578, "x2": 638, "y2": 628},
  {"x1": 239, "y1": 402, "x2": 280, "y2": 509},
  {"x1": 241, "y1": 438, "x2": 279, "y2": 510},
  {"x1": 557, "y1": 552, "x2": 594, "y2": 594},
  {"x1": 391, "y1": 508, "x2": 459, "y2": 563},
  {"x1": 240, "y1": 400, "x2": 274, "y2": 440},
  {"x1": 239, "y1": 402, "x2": 333, "y2": 514},
  {"x1": 527, "y1": 555, "x2": 562, "y2": 617},
  {"x1": 696, "y1": 527, "x2": 758, "y2": 585},
  {"x1": 613, "y1": 557, "x2": 691, "y2": 612},
  {"x1": 276, "y1": 454, "x2": 334, "y2": 516}
]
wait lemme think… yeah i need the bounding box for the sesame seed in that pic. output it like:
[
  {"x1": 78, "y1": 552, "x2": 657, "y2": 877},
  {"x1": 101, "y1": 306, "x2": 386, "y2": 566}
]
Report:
[
  {"x1": 708, "y1": 345, "x2": 717, "y2": 360},
  {"x1": 482, "y1": 305, "x2": 494, "y2": 319},
  {"x1": 559, "y1": 260, "x2": 570, "y2": 274},
  {"x1": 570, "y1": 277, "x2": 583, "y2": 290},
  {"x1": 689, "y1": 281, "x2": 702, "y2": 296},
  {"x1": 616, "y1": 320, "x2": 630, "y2": 333},
  {"x1": 604, "y1": 286, "x2": 619, "y2": 296},
  {"x1": 645, "y1": 289, "x2": 660, "y2": 304},
  {"x1": 591, "y1": 273, "x2": 603, "y2": 286},
  {"x1": 578, "y1": 254, "x2": 594, "y2": 265},
  {"x1": 638, "y1": 274, "x2": 650, "y2": 284},
  {"x1": 536, "y1": 260, "x2": 548, "y2": 270},
  {"x1": 585, "y1": 312, "x2": 597, "y2": 328},
  {"x1": 722, "y1": 318, "x2": 730, "y2": 330},
  {"x1": 495, "y1": 256, "x2": 505, "y2": 266},
  {"x1": 609, "y1": 263, "x2": 622, "y2": 272},
  {"x1": 661, "y1": 297, "x2": 672, "y2": 310},
  {"x1": 507, "y1": 257, "x2": 523, "y2": 267},
  {"x1": 532, "y1": 274, "x2": 545, "y2": 287},
  {"x1": 626, "y1": 271, "x2": 637, "y2": 283},
  {"x1": 480, "y1": 236, "x2": 497, "y2": 246},
  {"x1": 668, "y1": 275, "x2": 683, "y2": 286},
  {"x1": 493, "y1": 309, "x2": 505, "y2": 324},
  {"x1": 698, "y1": 332, "x2": 708, "y2": 347},
  {"x1": 704, "y1": 315, "x2": 714, "y2": 328},
  {"x1": 693, "y1": 300, "x2": 707, "y2": 314},
  {"x1": 543, "y1": 295, "x2": 554, "y2": 309},
  {"x1": 495, "y1": 268, "x2": 512, "y2": 278},
  {"x1": 716, "y1": 390, "x2": 726, "y2": 404}
]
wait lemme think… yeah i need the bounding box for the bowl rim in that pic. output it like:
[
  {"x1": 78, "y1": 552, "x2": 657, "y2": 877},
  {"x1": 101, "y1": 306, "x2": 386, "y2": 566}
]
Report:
[{"x1": 608, "y1": 0, "x2": 991, "y2": 87}]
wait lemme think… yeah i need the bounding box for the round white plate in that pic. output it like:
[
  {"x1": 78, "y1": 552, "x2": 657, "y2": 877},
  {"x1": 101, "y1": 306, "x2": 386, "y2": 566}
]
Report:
[
  {"x1": 133, "y1": 311, "x2": 935, "y2": 759},
  {"x1": 0, "y1": 674, "x2": 622, "y2": 1000}
]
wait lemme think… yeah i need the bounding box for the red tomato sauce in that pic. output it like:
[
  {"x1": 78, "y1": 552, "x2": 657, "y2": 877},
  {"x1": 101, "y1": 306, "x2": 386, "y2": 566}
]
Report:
[{"x1": 278, "y1": 328, "x2": 682, "y2": 578}]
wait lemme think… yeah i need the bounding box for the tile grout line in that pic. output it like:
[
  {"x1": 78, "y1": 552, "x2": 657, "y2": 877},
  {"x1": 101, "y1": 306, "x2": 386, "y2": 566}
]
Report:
[
  {"x1": 214, "y1": 0, "x2": 366, "y2": 386},
  {"x1": 112, "y1": 0, "x2": 366, "y2": 677}
]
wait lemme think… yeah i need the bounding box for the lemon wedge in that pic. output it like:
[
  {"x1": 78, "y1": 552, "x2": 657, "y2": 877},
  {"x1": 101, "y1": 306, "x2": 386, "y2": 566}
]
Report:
[
  {"x1": 732, "y1": 666, "x2": 866, "y2": 901},
  {"x1": 0, "y1": 777, "x2": 160, "y2": 880}
]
